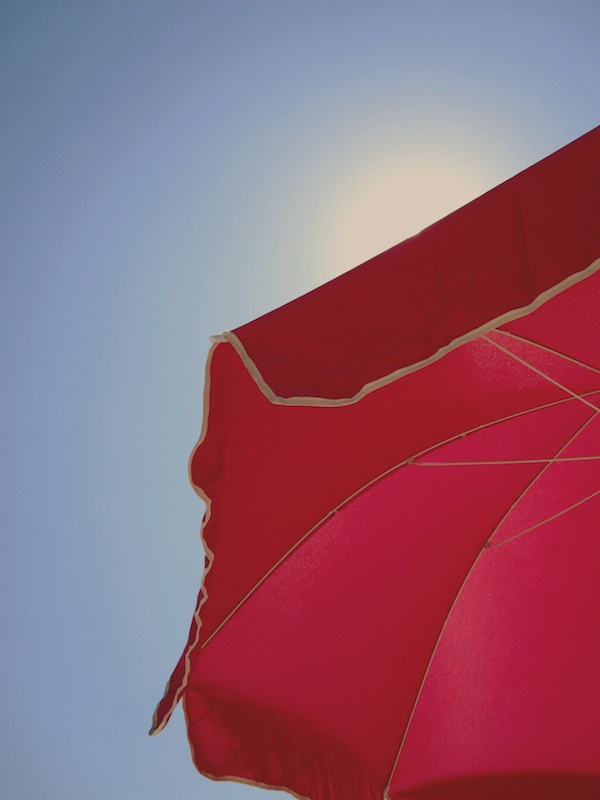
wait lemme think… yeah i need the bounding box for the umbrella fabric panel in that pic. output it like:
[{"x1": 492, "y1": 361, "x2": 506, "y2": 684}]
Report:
[
  {"x1": 233, "y1": 127, "x2": 600, "y2": 401},
  {"x1": 389, "y1": 496, "x2": 600, "y2": 800},
  {"x1": 184, "y1": 455, "x2": 548, "y2": 799}
]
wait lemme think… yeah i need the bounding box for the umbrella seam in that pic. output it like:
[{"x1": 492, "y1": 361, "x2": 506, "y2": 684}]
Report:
[{"x1": 218, "y1": 258, "x2": 600, "y2": 407}]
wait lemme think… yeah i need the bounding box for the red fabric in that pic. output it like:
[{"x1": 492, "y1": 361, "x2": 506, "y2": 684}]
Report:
[
  {"x1": 235, "y1": 126, "x2": 600, "y2": 400},
  {"x1": 153, "y1": 127, "x2": 600, "y2": 800}
]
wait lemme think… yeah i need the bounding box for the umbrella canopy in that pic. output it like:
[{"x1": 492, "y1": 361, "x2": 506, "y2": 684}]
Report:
[{"x1": 152, "y1": 126, "x2": 600, "y2": 800}]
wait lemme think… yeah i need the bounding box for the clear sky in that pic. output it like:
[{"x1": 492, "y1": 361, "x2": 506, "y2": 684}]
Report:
[{"x1": 3, "y1": 2, "x2": 599, "y2": 798}]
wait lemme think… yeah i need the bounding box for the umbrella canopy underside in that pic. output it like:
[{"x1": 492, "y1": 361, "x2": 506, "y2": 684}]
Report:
[{"x1": 152, "y1": 127, "x2": 600, "y2": 800}]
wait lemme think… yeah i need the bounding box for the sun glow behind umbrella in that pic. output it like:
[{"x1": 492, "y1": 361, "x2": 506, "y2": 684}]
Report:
[{"x1": 324, "y1": 149, "x2": 501, "y2": 276}]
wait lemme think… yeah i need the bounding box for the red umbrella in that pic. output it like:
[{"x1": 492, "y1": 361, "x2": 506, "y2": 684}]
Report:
[{"x1": 151, "y1": 127, "x2": 600, "y2": 800}]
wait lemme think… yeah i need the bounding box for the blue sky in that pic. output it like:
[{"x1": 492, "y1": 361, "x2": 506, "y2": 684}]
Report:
[{"x1": 3, "y1": 2, "x2": 599, "y2": 798}]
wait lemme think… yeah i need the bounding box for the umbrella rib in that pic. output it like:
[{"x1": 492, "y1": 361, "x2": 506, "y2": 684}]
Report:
[
  {"x1": 383, "y1": 543, "x2": 490, "y2": 799},
  {"x1": 383, "y1": 408, "x2": 598, "y2": 796},
  {"x1": 487, "y1": 486, "x2": 600, "y2": 550},
  {"x1": 416, "y1": 455, "x2": 600, "y2": 465},
  {"x1": 479, "y1": 409, "x2": 599, "y2": 548},
  {"x1": 482, "y1": 334, "x2": 600, "y2": 412},
  {"x1": 494, "y1": 327, "x2": 600, "y2": 376}
]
